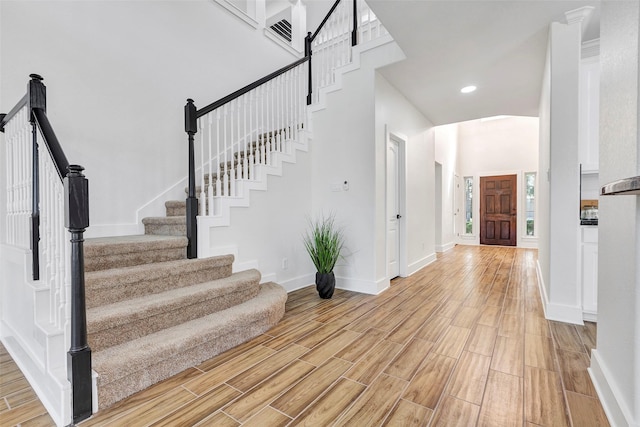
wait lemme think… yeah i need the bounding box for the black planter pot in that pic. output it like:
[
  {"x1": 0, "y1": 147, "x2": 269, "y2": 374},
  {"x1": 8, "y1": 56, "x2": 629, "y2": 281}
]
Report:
[{"x1": 315, "y1": 272, "x2": 335, "y2": 299}]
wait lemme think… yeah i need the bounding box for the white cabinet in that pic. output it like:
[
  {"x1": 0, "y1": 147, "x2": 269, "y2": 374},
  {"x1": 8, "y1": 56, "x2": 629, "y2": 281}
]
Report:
[
  {"x1": 581, "y1": 226, "x2": 598, "y2": 321},
  {"x1": 579, "y1": 57, "x2": 600, "y2": 173}
]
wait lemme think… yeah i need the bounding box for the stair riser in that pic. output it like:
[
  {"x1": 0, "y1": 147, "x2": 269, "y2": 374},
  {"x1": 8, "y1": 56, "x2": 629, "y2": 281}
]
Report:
[
  {"x1": 97, "y1": 319, "x2": 269, "y2": 409},
  {"x1": 89, "y1": 286, "x2": 259, "y2": 352},
  {"x1": 86, "y1": 260, "x2": 233, "y2": 308},
  {"x1": 144, "y1": 222, "x2": 186, "y2": 236},
  {"x1": 85, "y1": 247, "x2": 186, "y2": 272},
  {"x1": 166, "y1": 205, "x2": 185, "y2": 217}
]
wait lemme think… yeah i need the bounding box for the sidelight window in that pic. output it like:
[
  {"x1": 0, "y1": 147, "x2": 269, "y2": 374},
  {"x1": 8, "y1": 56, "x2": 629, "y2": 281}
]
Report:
[
  {"x1": 525, "y1": 172, "x2": 536, "y2": 236},
  {"x1": 464, "y1": 176, "x2": 473, "y2": 234}
]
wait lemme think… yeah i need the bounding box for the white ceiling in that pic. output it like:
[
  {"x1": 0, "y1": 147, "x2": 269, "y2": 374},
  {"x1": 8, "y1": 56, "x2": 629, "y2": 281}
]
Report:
[{"x1": 352, "y1": 0, "x2": 600, "y2": 125}]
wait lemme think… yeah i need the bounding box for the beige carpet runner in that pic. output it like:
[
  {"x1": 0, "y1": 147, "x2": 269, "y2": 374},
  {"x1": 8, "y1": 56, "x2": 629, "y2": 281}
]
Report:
[{"x1": 84, "y1": 201, "x2": 287, "y2": 409}]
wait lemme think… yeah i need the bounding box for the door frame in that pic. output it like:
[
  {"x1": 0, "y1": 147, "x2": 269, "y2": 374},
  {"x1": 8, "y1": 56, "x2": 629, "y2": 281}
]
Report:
[
  {"x1": 475, "y1": 170, "x2": 523, "y2": 247},
  {"x1": 386, "y1": 128, "x2": 408, "y2": 278}
]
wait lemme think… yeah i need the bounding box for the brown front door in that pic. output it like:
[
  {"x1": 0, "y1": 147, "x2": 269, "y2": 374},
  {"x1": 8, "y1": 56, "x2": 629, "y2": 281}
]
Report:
[{"x1": 480, "y1": 174, "x2": 517, "y2": 246}]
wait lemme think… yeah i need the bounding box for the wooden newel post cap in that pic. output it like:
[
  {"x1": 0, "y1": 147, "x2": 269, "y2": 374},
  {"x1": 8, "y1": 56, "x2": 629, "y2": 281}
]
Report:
[
  {"x1": 29, "y1": 74, "x2": 43, "y2": 81},
  {"x1": 64, "y1": 165, "x2": 90, "y2": 230},
  {"x1": 185, "y1": 99, "x2": 197, "y2": 135}
]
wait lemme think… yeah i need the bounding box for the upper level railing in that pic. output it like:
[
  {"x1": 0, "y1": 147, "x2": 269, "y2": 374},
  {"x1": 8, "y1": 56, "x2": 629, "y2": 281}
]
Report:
[
  {"x1": 0, "y1": 74, "x2": 92, "y2": 424},
  {"x1": 184, "y1": 0, "x2": 387, "y2": 258}
]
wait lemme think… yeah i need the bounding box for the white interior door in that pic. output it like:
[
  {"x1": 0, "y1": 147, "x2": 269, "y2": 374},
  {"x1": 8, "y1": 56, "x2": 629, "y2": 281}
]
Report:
[{"x1": 387, "y1": 139, "x2": 400, "y2": 279}]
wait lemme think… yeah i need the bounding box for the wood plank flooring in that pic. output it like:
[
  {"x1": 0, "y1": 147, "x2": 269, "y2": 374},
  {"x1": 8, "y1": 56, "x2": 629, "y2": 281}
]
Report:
[{"x1": 2, "y1": 246, "x2": 609, "y2": 426}]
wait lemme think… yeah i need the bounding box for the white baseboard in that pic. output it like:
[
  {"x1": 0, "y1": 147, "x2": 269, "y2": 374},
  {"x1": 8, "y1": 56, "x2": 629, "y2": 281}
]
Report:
[
  {"x1": 545, "y1": 302, "x2": 584, "y2": 325},
  {"x1": 1, "y1": 332, "x2": 70, "y2": 427},
  {"x1": 279, "y1": 273, "x2": 315, "y2": 293},
  {"x1": 407, "y1": 253, "x2": 437, "y2": 276},
  {"x1": 436, "y1": 242, "x2": 455, "y2": 253},
  {"x1": 582, "y1": 310, "x2": 598, "y2": 322},
  {"x1": 589, "y1": 349, "x2": 636, "y2": 427},
  {"x1": 335, "y1": 275, "x2": 385, "y2": 295},
  {"x1": 535, "y1": 260, "x2": 583, "y2": 325}
]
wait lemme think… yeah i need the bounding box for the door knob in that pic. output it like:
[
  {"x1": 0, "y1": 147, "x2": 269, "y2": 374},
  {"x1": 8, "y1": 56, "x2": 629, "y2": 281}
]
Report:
[{"x1": 397, "y1": 214, "x2": 402, "y2": 219}]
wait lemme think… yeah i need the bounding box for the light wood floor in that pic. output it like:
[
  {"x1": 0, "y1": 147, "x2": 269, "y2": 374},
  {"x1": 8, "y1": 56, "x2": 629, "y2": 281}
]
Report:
[{"x1": 2, "y1": 246, "x2": 609, "y2": 426}]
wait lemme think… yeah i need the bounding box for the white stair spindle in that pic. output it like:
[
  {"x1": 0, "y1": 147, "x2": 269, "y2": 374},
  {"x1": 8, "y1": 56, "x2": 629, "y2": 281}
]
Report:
[
  {"x1": 215, "y1": 109, "x2": 221, "y2": 200},
  {"x1": 199, "y1": 118, "x2": 206, "y2": 207},
  {"x1": 207, "y1": 114, "x2": 214, "y2": 215},
  {"x1": 287, "y1": 71, "x2": 292, "y2": 144},
  {"x1": 267, "y1": 80, "x2": 272, "y2": 165},
  {"x1": 279, "y1": 75, "x2": 283, "y2": 151},
  {"x1": 223, "y1": 104, "x2": 229, "y2": 196},
  {"x1": 243, "y1": 94, "x2": 248, "y2": 181},
  {"x1": 249, "y1": 90, "x2": 255, "y2": 179},
  {"x1": 254, "y1": 85, "x2": 265, "y2": 166},
  {"x1": 231, "y1": 98, "x2": 238, "y2": 197}
]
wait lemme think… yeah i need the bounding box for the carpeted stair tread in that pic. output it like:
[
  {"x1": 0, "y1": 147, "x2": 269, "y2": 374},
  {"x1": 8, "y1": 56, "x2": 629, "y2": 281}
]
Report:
[
  {"x1": 85, "y1": 254, "x2": 233, "y2": 308},
  {"x1": 93, "y1": 281, "x2": 287, "y2": 409},
  {"x1": 84, "y1": 235, "x2": 187, "y2": 272},
  {"x1": 142, "y1": 215, "x2": 186, "y2": 236},
  {"x1": 87, "y1": 269, "x2": 261, "y2": 352}
]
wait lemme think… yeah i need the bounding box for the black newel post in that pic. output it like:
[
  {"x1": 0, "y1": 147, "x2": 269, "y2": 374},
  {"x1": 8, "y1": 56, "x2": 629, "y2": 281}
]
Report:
[
  {"x1": 64, "y1": 164, "x2": 92, "y2": 424},
  {"x1": 185, "y1": 99, "x2": 198, "y2": 259},
  {"x1": 352, "y1": 0, "x2": 358, "y2": 46},
  {"x1": 305, "y1": 32, "x2": 313, "y2": 105},
  {"x1": 28, "y1": 74, "x2": 46, "y2": 281}
]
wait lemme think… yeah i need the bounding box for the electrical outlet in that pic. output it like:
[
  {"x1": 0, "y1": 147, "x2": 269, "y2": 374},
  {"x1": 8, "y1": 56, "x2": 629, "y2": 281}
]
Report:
[{"x1": 282, "y1": 258, "x2": 288, "y2": 270}]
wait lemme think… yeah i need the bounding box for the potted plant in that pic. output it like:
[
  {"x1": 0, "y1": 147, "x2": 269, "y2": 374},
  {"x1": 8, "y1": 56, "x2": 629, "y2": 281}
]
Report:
[{"x1": 303, "y1": 214, "x2": 344, "y2": 299}]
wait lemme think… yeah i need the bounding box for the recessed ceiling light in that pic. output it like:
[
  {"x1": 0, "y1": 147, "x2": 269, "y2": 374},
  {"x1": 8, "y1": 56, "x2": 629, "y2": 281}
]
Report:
[{"x1": 460, "y1": 85, "x2": 477, "y2": 94}]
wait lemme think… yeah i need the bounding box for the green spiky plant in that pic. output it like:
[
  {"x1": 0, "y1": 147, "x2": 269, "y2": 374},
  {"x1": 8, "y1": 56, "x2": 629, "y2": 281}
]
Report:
[{"x1": 303, "y1": 214, "x2": 344, "y2": 274}]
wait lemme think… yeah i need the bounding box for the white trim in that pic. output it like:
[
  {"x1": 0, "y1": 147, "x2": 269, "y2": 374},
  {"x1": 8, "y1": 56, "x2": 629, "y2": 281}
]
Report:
[
  {"x1": 214, "y1": 0, "x2": 261, "y2": 28},
  {"x1": 589, "y1": 349, "x2": 637, "y2": 427},
  {"x1": 336, "y1": 275, "x2": 387, "y2": 295},
  {"x1": 536, "y1": 260, "x2": 584, "y2": 325},
  {"x1": 263, "y1": 28, "x2": 303, "y2": 56},
  {"x1": 545, "y1": 302, "x2": 584, "y2": 325},
  {"x1": 279, "y1": 273, "x2": 315, "y2": 293},
  {"x1": 582, "y1": 310, "x2": 597, "y2": 322},
  {"x1": 582, "y1": 38, "x2": 600, "y2": 59},
  {"x1": 407, "y1": 253, "x2": 437, "y2": 276},
  {"x1": 1, "y1": 334, "x2": 71, "y2": 427},
  {"x1": 436, "y1": 242, "x2": 456, "y2": 253}
]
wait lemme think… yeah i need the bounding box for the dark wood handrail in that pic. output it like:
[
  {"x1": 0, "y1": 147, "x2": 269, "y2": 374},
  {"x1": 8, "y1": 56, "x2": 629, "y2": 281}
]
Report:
[
  {"x1": 32, "y1": 108, "x2": 70, "y2": 182},
  {"x1": 196, "y1": 55, "x2": 310, "y2": 118},
  {"x1": 310, "y1": 0, "x2": 342, "y2": 42}
]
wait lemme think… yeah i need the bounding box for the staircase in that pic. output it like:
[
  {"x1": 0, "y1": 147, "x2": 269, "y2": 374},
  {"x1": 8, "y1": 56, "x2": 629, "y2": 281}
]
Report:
[{"x1": 84, "y1": 201, "x2": 287, "y2": 409}]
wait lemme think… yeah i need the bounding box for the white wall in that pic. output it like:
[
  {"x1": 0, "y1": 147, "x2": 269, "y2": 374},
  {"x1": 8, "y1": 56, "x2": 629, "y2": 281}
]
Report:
[
  {"x1": 590, "y1": 2, "x2": 640, "y2": 425},
  {"x1": 535, "y1": 20, "x2": 584, "y2": 325},
  {"x1": 538, "y1": 40, "x2": 552, "y2": 300},
  {"x1": 454, "y1": 116, "x2": 539, "y2": 248},
  {"x1": 375, "y1": 73, "x2": 435, "y2": 283},
  {"x1": 201, "y1": 149, "x2": 315, "y2": 292},
  {"x1": 309, "y1": 40, "x2": 400, "y2": 294},
  {"x1": 434, "y1": 124, "x2": 458, "y2": 251},
  {"x1": 0, "y1": 0, "x2": 296, "y2": 237}
]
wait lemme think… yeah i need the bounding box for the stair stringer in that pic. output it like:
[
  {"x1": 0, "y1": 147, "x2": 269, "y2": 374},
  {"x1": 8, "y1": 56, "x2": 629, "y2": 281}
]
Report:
[
  {"x1": 307, "y1": 33, "x2": 396, "y2": 123},
  {"x1": 0, "y1": 245, "x2": 73, "y2": 426},
  {"x1": 197, "y1": 131, "x2": 309, "y2": 254}
]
